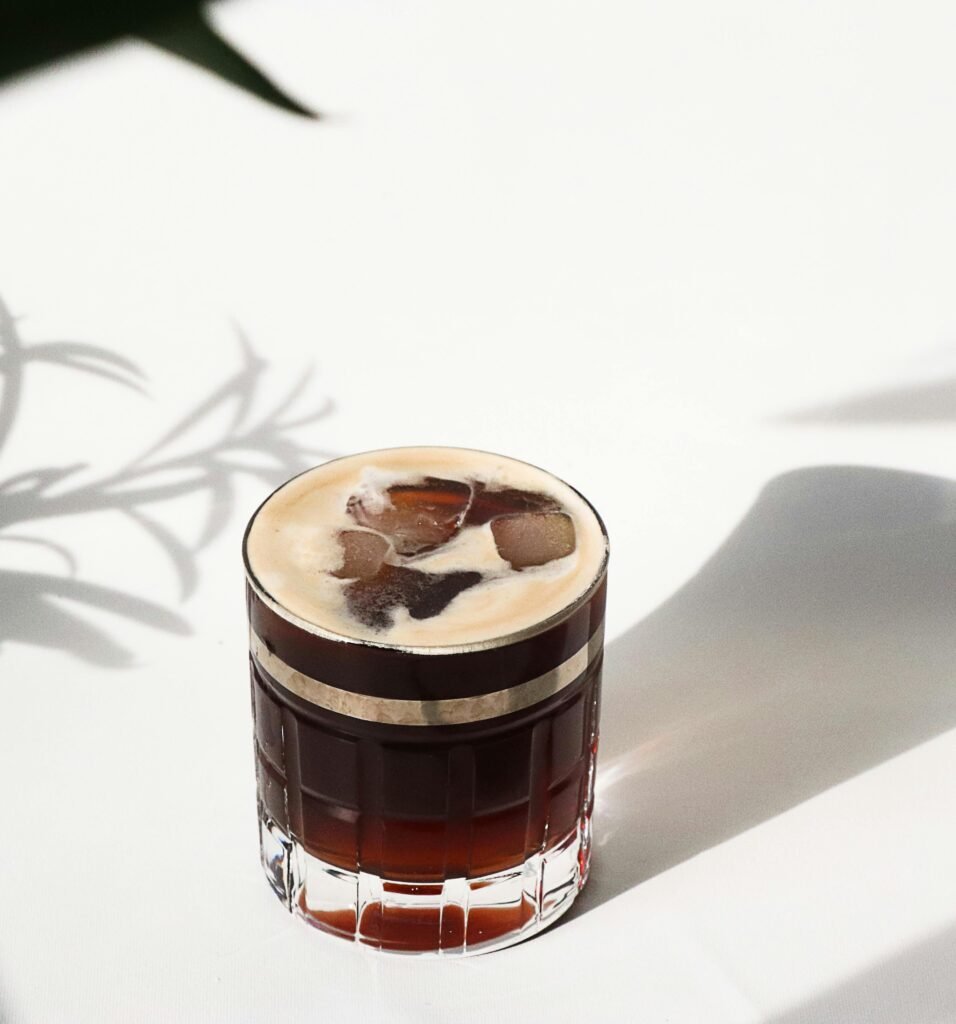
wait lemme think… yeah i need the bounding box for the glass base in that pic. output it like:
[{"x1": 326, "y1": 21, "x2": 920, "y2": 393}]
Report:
[{"x1": 258, "y1": 806, "x2": 591, "y2": 956}]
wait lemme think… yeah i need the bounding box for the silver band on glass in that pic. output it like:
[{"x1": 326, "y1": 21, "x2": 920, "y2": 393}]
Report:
[{"x1": 250, "y1": 624, "x2": 605, "y2": 726}]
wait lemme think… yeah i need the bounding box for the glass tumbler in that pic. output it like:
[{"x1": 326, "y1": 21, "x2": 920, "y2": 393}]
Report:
[{"x1": 244, "y1": 451, "x2": 608, "y2": 955}]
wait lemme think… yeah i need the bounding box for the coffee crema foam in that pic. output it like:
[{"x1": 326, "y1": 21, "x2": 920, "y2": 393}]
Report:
[{"x1": 244, "y1": 447, "x2": 608, "y2": 648}]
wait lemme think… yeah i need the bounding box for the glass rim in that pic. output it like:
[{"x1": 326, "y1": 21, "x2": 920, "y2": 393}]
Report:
[{"x1": 242, "y1": 445, "x2": 610, "y2": 657}]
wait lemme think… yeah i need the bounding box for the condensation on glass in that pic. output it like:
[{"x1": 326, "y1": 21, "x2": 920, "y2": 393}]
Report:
[{"x1": 243, "y1": 449, "x2": 609, "y2": 955}]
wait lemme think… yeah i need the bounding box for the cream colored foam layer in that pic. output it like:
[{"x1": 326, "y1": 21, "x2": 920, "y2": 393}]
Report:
[{"x1": 244, "y1": 447, "x2": 607, "y2": 648}]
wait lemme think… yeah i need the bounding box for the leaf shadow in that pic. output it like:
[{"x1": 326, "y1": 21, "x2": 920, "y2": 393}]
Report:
[
  {"x1": 0, "y1": 292, "x2": 334, "y2": 666},
  {"x1": 777, "y1": 375, "x2": 956, "y2": 424},
  {"x1": 0, "y1": 1, "x2": 318, "y2": 119},
  {"x1": 142, "y1": 7, "x2": 318, "y2": 120},
  {"x1": 0, "y1": 571, "x2": 190, "y2": 668}
]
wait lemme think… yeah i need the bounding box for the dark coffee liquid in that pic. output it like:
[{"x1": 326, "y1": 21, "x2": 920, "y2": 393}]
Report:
[
  {"x1": 250, "y1": 577, "x2": 601, "y2": 950},
  {"x1": 253, "y1": 650, "x2": 601, "y2": 879},
  {"x1": 299, "y1": 893, "x2": 541, "y2": 952}
]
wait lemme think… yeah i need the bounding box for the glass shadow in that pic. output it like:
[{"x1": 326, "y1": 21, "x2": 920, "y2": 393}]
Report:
[{"x1": 572, "y1": 464, "x2": 956, "y2": 914}]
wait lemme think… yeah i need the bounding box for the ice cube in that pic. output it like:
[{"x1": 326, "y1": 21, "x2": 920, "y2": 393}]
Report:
[
  {"x1": 491, "y1": 511, "x2": 576, "y2": 569},
  {"x1": 347, "y1": 477, "x2": 471, "y2": 556},
  {"x1": 344, "y1": 565, "x2": 482, "y2": 630},
  {"x1": 332, "y1": 530, "x2": 391, "y2": 580},
  {"x1": 464, "y1": 483, "x2": 560, "y2": 526}
]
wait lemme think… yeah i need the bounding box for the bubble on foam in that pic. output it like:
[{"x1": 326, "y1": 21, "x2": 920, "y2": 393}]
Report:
[{"x1": 349, "y1": 467, "x2": 398, "y2": 513}]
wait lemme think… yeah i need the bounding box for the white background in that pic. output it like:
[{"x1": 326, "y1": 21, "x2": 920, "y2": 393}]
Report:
[{"x1": 1, "y1": 1, "x2": 956, "y2": 1020}]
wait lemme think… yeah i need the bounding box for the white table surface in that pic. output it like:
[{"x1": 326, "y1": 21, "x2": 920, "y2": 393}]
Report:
[{"x1": 2, "y1": 2, "x2": 956, "y2": 1021}]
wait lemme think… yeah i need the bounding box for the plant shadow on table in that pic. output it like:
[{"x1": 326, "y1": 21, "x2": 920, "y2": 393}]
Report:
[
  {"x1": 0, "y1": 1, "x2": 317, "y2": 118},
  {"x1": 570, "y1": 464, "x2": 956, "y2": 917},
  {"x1": 779, "y1": 374, "x2": 956, "y2": 424},
  {"x1": 0, "y1": 292, "x2": 332, "y2": 667}
]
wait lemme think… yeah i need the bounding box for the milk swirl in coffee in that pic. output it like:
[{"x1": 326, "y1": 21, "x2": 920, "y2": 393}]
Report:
[{"x1": 245, "y1": 447, "x2": 607, "y2": 647}]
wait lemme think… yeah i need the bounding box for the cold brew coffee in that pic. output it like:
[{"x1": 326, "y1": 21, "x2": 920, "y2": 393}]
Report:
[{"x1": 244, "y1": 447, "x2": 608, "y2": 954}]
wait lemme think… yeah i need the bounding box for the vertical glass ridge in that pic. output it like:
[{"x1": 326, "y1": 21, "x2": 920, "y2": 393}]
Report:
[{"x1": 250, "y1": 626, "x2": 604, "y2": 954}]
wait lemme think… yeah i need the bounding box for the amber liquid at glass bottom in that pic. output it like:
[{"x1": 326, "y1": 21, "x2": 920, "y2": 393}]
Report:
[{"x1": 250, "y1": 627, "x2": 602, "y2": 954}]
